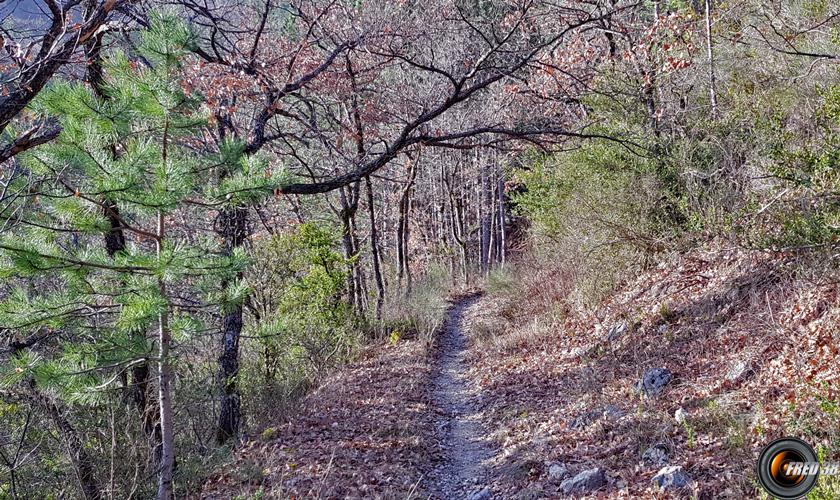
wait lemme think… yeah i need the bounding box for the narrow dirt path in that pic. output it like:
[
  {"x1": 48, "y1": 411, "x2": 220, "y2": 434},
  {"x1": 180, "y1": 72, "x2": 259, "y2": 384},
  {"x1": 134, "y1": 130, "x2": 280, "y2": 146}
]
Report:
[{"x1": 429, "y1": 295, "x2": 496, "y2": 499}]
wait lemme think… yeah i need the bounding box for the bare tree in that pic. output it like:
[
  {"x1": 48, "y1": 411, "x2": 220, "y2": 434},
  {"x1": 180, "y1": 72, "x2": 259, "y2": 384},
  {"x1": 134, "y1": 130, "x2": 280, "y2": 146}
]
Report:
[{"x1": 0, "y1": 0, "x2": 131, "y2": 164}]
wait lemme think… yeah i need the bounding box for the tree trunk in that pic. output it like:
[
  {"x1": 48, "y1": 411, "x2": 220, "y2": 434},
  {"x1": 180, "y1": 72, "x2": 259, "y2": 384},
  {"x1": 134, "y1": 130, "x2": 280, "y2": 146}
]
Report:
[
  {"x1": 156, "y1": 211, "x2": 175, "y2": 500},
  {"x1": 365, "y1": 176, "x2": 385, "y2": 320},
  {"x1": 338, "y1": 183, "x2": 364, "y2": 314},
  {"x1": 443, "y1": 163, "x2": 469, "y2": 285},
  {"x1": 479, "y1": 163, "x2": 491, "y2": 275},
  {"x1": 216, "y1": 206, "x2": 248, "y2": 443},
  {"x1": 13, "y1": 385, "x2": 103, "y2": 500},
  {"x1": 497, "y1": 173, "x2": 506, "y2": 267},
  {"x1": 397, "y1": 158, "x2": 417, "y2": 294},
  {"x1": 88, "y1": 31, "x2": 161, "y2": 464},
  {"x1": 350, "y1": 214, "x2": 368, "y2": 313},
  {"x1": 704, "y1": 0, "x2": 718, "y2": 117}
]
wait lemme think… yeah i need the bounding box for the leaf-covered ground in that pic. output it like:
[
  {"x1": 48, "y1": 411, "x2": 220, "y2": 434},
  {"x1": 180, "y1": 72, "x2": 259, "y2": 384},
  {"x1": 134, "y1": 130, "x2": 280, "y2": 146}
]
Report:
[
  {"x1": 464, "y1": 243, "x2": 840, "y2": 498},
  {"x1": 202, "y1": 337, "x2": 439, "y2": 499},
  {"x1": 205, "y1": 243, "x2": 840, "y2": 499}
]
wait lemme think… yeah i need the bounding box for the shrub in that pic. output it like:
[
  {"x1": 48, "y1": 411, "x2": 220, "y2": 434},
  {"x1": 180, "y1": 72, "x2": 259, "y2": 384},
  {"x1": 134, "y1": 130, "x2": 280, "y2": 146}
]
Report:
[
  {"x1": 240, "y1": 222, "x2": 359, "y2": 429},
  {"x1": 382, "y1": 263, "x2": 451, "y2": 342}
]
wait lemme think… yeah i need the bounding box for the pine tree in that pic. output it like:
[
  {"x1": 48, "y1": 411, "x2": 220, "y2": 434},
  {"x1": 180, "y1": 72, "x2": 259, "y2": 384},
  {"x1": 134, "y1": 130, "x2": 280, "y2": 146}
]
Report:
[{"x1": 0, "y1": 14, "x2": 286, "y2": 499}]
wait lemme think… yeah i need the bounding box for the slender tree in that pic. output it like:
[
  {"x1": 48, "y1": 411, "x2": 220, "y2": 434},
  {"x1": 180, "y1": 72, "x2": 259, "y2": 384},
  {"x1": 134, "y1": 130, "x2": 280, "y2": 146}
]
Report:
[{"x1": 0, "y1": 15, "x2": 282, "y2": 498}]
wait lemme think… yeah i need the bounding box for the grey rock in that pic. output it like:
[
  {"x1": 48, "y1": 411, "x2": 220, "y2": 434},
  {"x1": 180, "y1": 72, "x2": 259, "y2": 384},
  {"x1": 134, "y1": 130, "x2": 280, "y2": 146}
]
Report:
[
  {"x1": 652, "y1": 465, "x2": 692, "y2": 490},
  {"x1": 569, "y1": 346, "x2": 588, "y2": 358},
  {"x1": 642, "y1": 444, "x2": 669, "y2": 466},
  {"x1": 467, "y1": 486, "x2": 492, "y2": 500},
  {"x1": 547, "y1": 462, "x2": 569, "y2": 482},
  {"x1": 568, "y1": 409, "x2": 601, "y2": 429},
  {"x1": 726, "y1": 360, "x2": 756, "y2": 384},
  {"x1": 569, "y1": 404, "x2": 624, "y2": 430},
  {"x1": 606, "y1": 322, "x2": 627, "y2": 341},
  {"x1": 635, "y1": 368, "x2": 673, "y2": 396},
  {"x1": 602, "y1": 404, "x2": 624, "y2": 420},
  {"x1": 560, "y1": 468, "x2": 607, "y2": 495}
]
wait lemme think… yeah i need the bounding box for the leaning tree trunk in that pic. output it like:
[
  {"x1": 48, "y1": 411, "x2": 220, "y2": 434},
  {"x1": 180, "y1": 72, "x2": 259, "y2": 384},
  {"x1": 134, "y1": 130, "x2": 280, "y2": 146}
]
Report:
[
  {"x1": 216, "y1": 206, "x2": 248, "y2": 443},
  {"x1": 3, "y1": 385, "x2": 103, "y2": 500}
]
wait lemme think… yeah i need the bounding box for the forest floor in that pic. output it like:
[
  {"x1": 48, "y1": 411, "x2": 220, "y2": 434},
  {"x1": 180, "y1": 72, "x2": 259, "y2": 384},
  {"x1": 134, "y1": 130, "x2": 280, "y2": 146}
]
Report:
[
  {"x1": 202, "y1": 296, "x2": 491, "y2": 499},
  {"x1": 204, "y1": 242, "x2": 840, "y2": 499}
]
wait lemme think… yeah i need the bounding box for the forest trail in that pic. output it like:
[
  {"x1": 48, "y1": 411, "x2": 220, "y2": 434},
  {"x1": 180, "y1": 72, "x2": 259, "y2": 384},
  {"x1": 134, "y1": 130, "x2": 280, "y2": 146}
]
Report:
[{"x1": 429, "y1": 295, "x2": 496, "y2": 499}]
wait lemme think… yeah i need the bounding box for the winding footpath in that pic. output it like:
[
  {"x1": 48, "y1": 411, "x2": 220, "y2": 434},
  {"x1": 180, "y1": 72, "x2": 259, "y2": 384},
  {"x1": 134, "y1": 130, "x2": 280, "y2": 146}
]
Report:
[{"x1": 429, "y1": 295, "x2": 496, "y2": 499}]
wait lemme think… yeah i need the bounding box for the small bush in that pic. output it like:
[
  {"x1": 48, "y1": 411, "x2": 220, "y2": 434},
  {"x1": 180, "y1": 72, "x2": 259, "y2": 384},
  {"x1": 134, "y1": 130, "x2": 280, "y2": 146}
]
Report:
[
  {"x1": 240, "y1": 222, "x2": 360, "y2": 430},
  {"x1": 485, "y1": 266, "x2": 518, "y2": 295},
  {"x1": 382, "y1": 263, "x2": 450, "y2": 342}
]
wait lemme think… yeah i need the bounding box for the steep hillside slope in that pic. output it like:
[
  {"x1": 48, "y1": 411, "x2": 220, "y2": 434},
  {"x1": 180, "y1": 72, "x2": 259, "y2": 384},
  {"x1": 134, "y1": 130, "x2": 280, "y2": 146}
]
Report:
[{"x1": 465, "y1": 242, "x2": 840, "y2": 498}]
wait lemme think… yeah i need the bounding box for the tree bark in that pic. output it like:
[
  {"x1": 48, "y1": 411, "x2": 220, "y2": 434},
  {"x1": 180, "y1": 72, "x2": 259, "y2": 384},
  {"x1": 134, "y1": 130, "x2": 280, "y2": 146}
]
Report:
[
  {"x1": 396, "y1": 158, "x2": 417, "y2": 294},
  {"x1": 704, "y1": 0, "x2": 718, "y2": 117},
  {"x1": 155, "y1": 208, "x2": 175, "y2": 500},
  {"x1": 216, "y1": 206, "x2": 248, "y2": 443},
  {"x1": 5, "y1": 385, "x2": 103, "y2": 500},
  {"x1": 365, "y1": 176, "x2": 385, "y2": 320},
  {"x1": 443, "y1": 163, "x2": 469, "y2": 284},
  {"x1": 497, "y1": 173, "x2": 506, "y2": 267},
  {"x1": 338, "y1": 183, "x2": 364, "y2": 314},
  {"x1": 88, "y1": 32, "x2": 162, "y2": 465},
  {"x1": 479, "y1": 162, "x2": 491, "y2": 275}
]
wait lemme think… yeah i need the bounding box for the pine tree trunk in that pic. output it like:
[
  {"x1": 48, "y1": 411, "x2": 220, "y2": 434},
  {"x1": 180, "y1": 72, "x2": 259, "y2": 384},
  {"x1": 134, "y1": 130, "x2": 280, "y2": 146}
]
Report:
[
  {"x1": 156, "y1": 300, "x2": 174, "y2": 500},
  {"x1": 217, "y1": 304, "x2": 243, "y2": 441},
  {"x1": 156, "y1": 211, "x2": 175, "y2": 500},
  {"x1": 216, "y1": 206, "x2": 248, "y2": 443},
  {"x1": 365, "y1": 176, "x2": 385, "y2": 320},
  {"x1": 88, "y1": 34, "x2": 161, "y2": 464}
]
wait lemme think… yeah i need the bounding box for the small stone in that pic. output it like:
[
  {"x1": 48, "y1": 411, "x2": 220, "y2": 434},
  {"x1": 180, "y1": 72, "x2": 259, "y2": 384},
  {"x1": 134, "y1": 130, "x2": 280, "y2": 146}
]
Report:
[
  {"x1": 726, "y1": 360, "x2": 756, "y2": 384},
  {"x1": 642, "y1": 444, "x2": 669, "y2": 466},
  {"x1": 467, "y1": 486, "x2": 492, "y2": 500},
  {"x1": 568, "y1": 409, "x2": 601, "y2": 429},
  {"x1": 560, "y1": 468, "x2": 607, "y2": 494},
  {"x1": 602, "y1": 404, "x2": 624, "y2": 420},
  {"x1": 606, "y1": 322, "x2": 627, "y2": 341},
  {"x1": 547, "y1": 462, "x2": 569, "y2": 482},
  {"x1": 531, "y1": 436, "x2": 549, "y2": 450},
  {"x1": 652, "y1": 465, "x2": 692, "y2": 490},
  {"x1": 674, "y1": 407, "x2": 688, "y2": 424},
  {"x1": 569, "y1": 346, "x2": 587, "y2": 358},
  {"x1": 635, "y1": 368, "x2": 673, "y2": 397}
]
